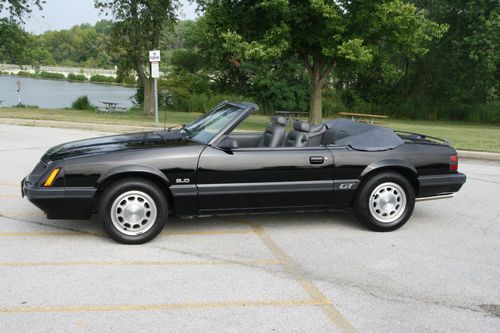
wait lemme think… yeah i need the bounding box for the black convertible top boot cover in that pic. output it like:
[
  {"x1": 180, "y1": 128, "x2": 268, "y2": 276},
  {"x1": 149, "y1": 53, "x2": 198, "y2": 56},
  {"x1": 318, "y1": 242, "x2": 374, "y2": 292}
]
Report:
[{"x1": 324, "y1": 119, "x2": 404, "y2": 151}]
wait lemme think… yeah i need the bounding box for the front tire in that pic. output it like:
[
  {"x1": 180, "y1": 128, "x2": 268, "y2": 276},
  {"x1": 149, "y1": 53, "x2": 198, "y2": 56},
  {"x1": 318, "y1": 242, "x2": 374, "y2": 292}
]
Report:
[
  {"x1": 99, "y1": 178, "x2": 167, "y2": 244},
  {"x1": 353, "y1": 172, "x2": 415, "y2": 232}
]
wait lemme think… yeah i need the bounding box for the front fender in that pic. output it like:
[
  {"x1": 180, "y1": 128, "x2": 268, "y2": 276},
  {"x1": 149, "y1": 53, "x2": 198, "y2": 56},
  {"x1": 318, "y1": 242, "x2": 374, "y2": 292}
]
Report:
[
  {"x1": 360, "y1": 159, "x2": 417, "y2": 178},
  {"x1": 97, "y1": 164, "x2": 170, "y2": 185}
]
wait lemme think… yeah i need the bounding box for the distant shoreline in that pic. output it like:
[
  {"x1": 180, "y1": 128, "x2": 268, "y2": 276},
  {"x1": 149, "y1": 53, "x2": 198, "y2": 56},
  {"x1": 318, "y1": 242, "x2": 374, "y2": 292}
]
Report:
[{"x1": 0, "y1": 74, "x2": 137, "y2": 88}]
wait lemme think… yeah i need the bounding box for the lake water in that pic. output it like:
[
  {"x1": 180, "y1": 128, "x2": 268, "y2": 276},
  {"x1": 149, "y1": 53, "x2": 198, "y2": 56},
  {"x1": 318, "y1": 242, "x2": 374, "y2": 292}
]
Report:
[{"x1": 0, "y1": 76, "x2": 136, "y2": 109}]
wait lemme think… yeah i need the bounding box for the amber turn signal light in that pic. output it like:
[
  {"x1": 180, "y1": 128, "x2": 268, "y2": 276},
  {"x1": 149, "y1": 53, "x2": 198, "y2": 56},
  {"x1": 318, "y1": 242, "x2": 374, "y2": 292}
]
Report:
[{"x1": 43, "y1": 168, "x2": 61, "y2": 187}]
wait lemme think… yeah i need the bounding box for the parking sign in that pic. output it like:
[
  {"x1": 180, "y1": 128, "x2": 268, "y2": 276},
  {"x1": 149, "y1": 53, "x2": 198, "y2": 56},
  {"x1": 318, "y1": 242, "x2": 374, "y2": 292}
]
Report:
[{"x1": 149, "y1": 50, "x2": 160, "y2": 62}]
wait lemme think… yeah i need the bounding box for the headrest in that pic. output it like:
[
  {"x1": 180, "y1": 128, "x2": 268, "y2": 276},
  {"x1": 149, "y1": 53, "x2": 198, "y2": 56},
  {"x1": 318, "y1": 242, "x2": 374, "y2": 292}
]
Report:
[
  {"x1": 293, "y1": 120, "x2": 311, "y2": 132},
  {"x1": 270, "y1": 116, "x2": 287, "y2": 126}
]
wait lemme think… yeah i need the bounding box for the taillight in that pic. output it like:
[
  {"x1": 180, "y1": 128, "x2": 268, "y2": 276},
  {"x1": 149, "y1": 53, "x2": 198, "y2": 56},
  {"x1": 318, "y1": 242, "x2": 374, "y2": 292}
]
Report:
[{"x1": 450, "y1": 155, "x2": 458, "y2": 172}]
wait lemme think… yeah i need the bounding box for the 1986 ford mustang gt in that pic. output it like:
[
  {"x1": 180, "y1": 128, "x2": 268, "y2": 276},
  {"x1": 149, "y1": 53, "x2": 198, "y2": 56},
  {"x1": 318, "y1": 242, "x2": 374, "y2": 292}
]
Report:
[{"x1": 22, "y1": 101, "x2": 466, "y2": 244}]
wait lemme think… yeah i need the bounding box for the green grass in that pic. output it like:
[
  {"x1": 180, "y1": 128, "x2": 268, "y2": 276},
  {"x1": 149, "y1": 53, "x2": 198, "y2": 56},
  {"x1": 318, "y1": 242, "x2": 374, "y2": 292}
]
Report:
[
  {"x1": 384, "y1": 119, "x2": 500, "y2": 153},
  {"x1": 0, "y1": 107, "x2": 498, "y2": 152}
]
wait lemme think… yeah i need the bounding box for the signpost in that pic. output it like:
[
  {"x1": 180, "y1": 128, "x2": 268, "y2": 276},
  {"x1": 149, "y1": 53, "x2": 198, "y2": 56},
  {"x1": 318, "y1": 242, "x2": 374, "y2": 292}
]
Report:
[
  {"x1": 16, "y1": 80, "x2": 22, "y2": 104},
  {"x1": 149, "y1": 50, "x2": 160, "y2": 125}
]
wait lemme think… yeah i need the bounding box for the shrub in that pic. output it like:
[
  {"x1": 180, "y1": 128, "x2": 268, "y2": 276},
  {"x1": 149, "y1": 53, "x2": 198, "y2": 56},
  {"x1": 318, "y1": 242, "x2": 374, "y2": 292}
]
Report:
[
  {"x1": 67, "y1": 73, "x2": 87, "y2": 81},
  {"x1": 14, "y1": 103, "x2": 39, "y2": 108},
  {"x1": 71, "y1": 96, "x2": 95, "y2": 111},
  {"x1": 16, "y1": 71, "x2": 34, "y2": 77},
  {"x1": 39, "y1": 71, "x2": 65, "y2": 80},
  {"x1": 90, "y1": 74, "x2": 116, "y2": 83},
  {"x1": 170, "y1": 93, "x2": 249, "y2": 113}
]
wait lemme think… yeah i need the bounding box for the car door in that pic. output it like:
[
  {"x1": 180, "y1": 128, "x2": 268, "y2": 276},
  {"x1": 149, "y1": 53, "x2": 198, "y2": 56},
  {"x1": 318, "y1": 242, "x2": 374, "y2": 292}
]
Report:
[{"x1": 196, "y1": 145, "x2": 334, "y2": 214}]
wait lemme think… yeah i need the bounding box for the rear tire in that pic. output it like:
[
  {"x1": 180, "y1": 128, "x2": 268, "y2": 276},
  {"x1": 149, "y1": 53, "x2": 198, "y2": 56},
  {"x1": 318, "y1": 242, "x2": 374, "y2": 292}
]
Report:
[
  {"x1": 99, "y1": 178, "x2": 167, "y2": 244},
  {"x1": 353, "y1": 172, "x2": 415, "y2": 232}
]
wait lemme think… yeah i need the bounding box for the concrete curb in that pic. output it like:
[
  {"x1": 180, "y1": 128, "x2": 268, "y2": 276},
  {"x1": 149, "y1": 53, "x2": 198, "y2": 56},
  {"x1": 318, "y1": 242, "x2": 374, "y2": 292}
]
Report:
[
  {"x1": 0, "y1": 117, "x2": 163, "y2": 133},
  {"x1": 457, "y1": 150, "x2": 500, "y2": 161},
  {"x1": 1, "y1": 117, "x2": 499, "y2": 161}
]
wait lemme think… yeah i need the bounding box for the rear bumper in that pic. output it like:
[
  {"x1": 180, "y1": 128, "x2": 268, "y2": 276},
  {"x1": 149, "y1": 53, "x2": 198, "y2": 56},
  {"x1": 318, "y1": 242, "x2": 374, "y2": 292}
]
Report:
[
  {"x1": 417, "y1": 173, "x2": 466, "y2": 198},
  {"x1": 22, "y1": 178, "x2": 96, "y2": 219}
]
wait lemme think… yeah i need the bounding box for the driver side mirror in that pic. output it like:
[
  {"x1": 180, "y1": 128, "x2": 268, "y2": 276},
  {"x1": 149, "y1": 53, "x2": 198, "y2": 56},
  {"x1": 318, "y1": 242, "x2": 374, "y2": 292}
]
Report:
[{"x1": 218, "y1": 137, "x2": 238, "y2": 152}]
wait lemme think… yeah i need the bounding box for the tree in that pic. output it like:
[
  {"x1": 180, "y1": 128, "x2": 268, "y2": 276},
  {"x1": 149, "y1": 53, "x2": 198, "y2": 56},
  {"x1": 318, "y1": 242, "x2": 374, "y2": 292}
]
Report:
[
  {"x1": 0, "y1": 18, "x2": 31, "y2": 63},
  {"x1": 409, "y1": 0, "x2": 499, "y2": 103},
  {"x1": 0, "y1": 0, "x2": 44, "y2": 21},
  {"x1": 95, "y1": 0, "x2": 179, "y2": 115},
  {"x1": 199, "y1": 0, "x2": 446, "y2": 124}
]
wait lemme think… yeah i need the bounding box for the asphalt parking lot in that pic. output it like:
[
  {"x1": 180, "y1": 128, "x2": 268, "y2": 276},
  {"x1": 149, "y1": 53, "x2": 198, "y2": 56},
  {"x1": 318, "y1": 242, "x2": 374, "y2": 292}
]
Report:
[{"x1": 0, "y1": 124, "x2": 499, "y2": 332}]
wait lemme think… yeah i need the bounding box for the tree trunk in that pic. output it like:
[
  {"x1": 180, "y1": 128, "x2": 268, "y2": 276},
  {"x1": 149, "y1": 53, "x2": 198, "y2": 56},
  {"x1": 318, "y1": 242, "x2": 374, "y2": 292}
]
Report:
[
  {"x1": 143, "y1": 78, "x2": 154, "y2": 116},
  {"x1": 302, "y1": 54, "x2": 331, "y2": 125},
  {"x1": 309, "y1": 79, "x2": 323, "y2": 125},
  {"x1": 136, "y1": 63, "x2": 154, "y2": 116}
]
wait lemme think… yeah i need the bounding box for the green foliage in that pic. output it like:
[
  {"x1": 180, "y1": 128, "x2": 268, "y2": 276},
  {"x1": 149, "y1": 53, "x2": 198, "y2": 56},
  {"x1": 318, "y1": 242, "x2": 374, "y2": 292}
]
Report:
[
  {"x1": 36, "y1": 21, "x2": 115, "y2": 68},
  {"x1": 95, "y1": 0, "x2": 180, "y2": 115},
  {"x1": 39, "y1": 71, "x2": 65, "y2": 80},
  {"x1": 67, "y1": 73, "x2": 87, "y2": 81},
  {"x1": 71, "y1": 96, "x2": 95, "y2": 111},
  {"x1": 0, "y1": 18, "x2": 33, "y2": 64},
  {"x1": 14, "y1": 103, "x2": 38, "y2": 108},
  {"x1": 199, "y1": 0, "x2": 447, "y2": 123},
  {"x1": 170, "y1": 93, "x2": 249, "y2": 113},
  {"x1": 354, "y1": 100, "x2": 500, "y2": 123},
  {"x1": 0, "y1": 0, "x2": 44, "y2": 22},
  {"x1": 1, "y1": 1, "x2": 498, "y2": 124},
  {"x1": 170, "y1": 49, "x2": 204, "y2": 73},
  {"x1": 89, "y1": 74, "x2": 116, "y2": 83},
  {"x1": 15, "y1": 70, "x2": 32, "y2": 77}
]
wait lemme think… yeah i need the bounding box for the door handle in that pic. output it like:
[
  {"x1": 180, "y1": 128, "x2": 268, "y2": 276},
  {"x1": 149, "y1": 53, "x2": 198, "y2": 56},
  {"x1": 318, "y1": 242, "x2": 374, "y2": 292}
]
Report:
[{"x1": 309, "y1": 156, "x2": 324, "y2": 164}]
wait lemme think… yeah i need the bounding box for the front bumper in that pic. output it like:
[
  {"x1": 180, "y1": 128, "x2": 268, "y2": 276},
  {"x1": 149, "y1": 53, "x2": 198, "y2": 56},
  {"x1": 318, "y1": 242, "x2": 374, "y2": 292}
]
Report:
[
  {"x1": 22, "y1": 177, "x2": 96, "y2": 219},
  {"x1": 417, "y1": 173, "x2": 466, "y2": 198}
]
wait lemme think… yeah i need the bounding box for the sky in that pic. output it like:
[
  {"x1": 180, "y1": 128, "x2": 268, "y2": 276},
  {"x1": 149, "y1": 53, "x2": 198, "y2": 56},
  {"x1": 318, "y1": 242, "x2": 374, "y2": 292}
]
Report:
[{"x1": 19, "y1": 0, "x2": 198, "y2": 34}]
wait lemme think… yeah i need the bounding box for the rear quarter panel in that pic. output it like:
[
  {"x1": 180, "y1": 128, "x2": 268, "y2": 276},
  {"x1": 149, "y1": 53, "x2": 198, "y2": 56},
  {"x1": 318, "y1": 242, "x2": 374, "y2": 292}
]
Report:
[{"x1": 329, "y1": 142, "x2": 456, "y2": 207}]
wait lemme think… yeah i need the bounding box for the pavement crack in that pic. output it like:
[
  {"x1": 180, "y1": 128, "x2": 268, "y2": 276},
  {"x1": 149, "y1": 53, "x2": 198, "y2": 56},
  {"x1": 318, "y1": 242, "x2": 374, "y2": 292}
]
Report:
[{"x1": 304, "y1": 271, "x2": 496, "y2": 319}]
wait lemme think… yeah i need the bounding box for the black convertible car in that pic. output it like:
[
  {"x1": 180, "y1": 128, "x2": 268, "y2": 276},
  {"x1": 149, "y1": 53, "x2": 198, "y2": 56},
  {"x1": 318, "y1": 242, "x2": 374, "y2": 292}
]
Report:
[{"x1": 22, "y1": 101, "x2": 466, "y2": 244}]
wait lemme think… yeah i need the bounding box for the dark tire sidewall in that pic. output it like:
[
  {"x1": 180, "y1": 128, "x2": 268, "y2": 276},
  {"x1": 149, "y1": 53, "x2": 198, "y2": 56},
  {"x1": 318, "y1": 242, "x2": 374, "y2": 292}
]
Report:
[
  {"x1": 99, "y1": 179, "x2": 167, "y2": 244},
  {"x1": 354, "y1": 172, "x2": 415, "y2": 231}
]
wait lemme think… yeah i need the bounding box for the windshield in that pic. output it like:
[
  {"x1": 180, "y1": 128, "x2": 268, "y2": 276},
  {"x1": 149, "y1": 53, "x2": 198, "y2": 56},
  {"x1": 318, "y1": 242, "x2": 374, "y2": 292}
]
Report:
[{"x1": 182, "y1": 103, "x2": 245, "y2": 144}]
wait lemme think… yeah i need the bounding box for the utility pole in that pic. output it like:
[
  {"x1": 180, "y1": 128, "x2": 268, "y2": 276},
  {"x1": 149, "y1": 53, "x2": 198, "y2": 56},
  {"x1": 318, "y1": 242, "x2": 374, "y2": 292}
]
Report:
[{"x1": 149, "y1": 50, "x2": 160, "y2": 125}]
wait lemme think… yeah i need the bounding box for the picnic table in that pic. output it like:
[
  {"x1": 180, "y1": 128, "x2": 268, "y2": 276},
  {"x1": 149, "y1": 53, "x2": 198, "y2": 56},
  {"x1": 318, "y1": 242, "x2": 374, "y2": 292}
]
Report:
[
  {"x1": 97, "y1": 101, "x2": 127, "y2": 113},
  {"x1": 337, "y1": 112, "x2": 388, "y2": 124},
  {"x1": 275, "y1": 111, "x2": 308, "y2": 119}
]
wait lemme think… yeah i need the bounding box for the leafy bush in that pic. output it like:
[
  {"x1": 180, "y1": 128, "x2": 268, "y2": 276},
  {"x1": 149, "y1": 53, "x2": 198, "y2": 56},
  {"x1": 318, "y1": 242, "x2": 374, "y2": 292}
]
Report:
[
  {"x1": 67, "y1": 73, "x2": 87, "y2": 81},
  {"x1": 90, "y1": 74, "x2": 116, "y2": 83},
  {"x1": 170, "y1": 93, "x2": 249, "y2": 113},
  {"x1": 115, "y1": 72, "x2": 137, "y2": 86},
  {"x1": 40, "y1": 71, "x2": 65, "y2": 80},
  {"x1": 352, "y1": 100, "x2": 500, "y2": 124},
  {"x1": 16, "y1": 71, "x2": 34, "y2": 77},
  {"x1": 71, "y1": 96, "x2": 95, "y2": 110},
  {"x1": 14, "y1": 103, "x2": 39, "y2": 108}
]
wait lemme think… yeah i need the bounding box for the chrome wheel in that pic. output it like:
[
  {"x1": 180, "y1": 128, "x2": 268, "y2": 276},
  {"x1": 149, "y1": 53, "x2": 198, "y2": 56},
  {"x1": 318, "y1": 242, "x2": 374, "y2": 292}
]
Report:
[
  {"x1": 369, "y1": 182, "x2": 406, "y2": 224},
  {"x1": 110, "y1": 190, "x2": 157, "y2": 236}
]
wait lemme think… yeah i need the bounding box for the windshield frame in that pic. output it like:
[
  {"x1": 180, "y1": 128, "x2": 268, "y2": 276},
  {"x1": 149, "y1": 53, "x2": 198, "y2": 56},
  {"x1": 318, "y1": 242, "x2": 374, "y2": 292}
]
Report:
[{"x1": 182, "y1": 101, "x2": 258, "y2": 145}]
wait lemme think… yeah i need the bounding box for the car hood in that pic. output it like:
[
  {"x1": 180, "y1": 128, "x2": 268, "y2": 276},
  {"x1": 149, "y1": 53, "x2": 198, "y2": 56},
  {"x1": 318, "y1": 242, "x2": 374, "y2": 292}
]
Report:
[{"x1": 42, "y1": 130, "x2": 195, "y2": 162}]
